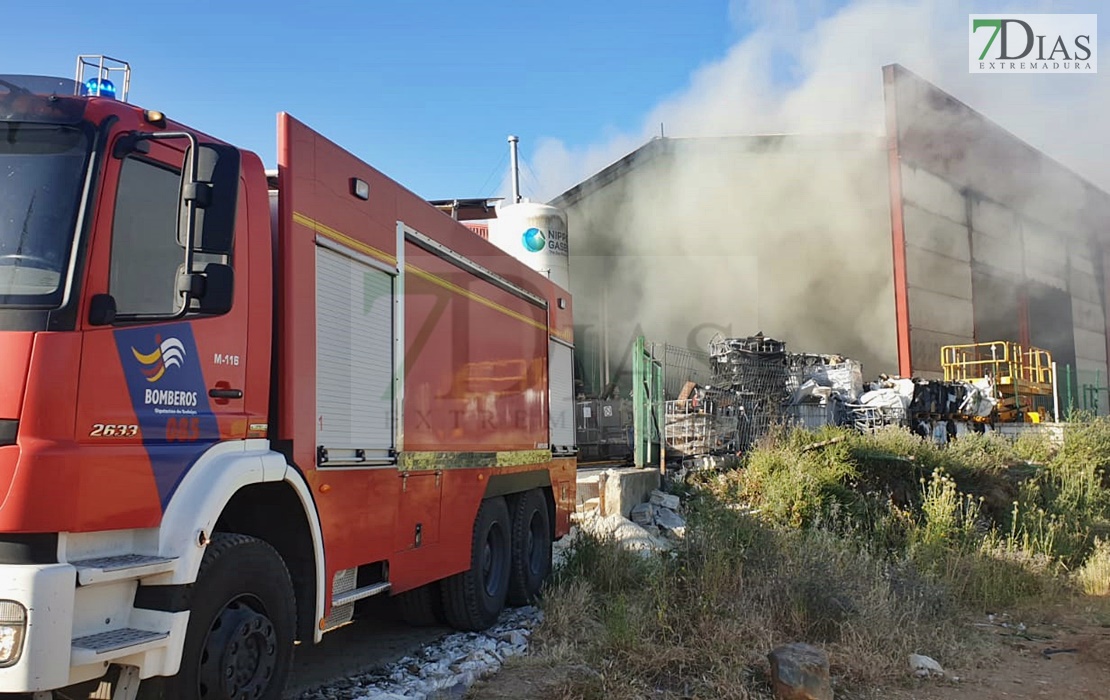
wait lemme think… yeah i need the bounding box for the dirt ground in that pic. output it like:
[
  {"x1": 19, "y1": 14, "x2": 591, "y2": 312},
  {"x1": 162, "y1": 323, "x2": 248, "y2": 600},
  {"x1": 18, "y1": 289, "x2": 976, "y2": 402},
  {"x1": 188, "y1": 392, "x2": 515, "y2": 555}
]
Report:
[
  {"x1": 468, "y1": 604, "x2": 1110, "y2": 700},
  {"x1": 893, "y1": 609, "x2": 1110, "y2": 700}
]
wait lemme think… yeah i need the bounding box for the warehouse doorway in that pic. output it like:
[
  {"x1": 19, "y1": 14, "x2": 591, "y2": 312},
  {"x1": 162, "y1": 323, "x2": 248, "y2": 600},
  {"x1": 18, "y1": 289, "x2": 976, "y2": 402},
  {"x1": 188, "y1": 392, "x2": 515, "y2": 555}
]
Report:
[
  {"x1": 971, "y1": 269, "x2": 1022, "y2": 345},
  {"x1": 1027, "y1": 281, "x2": 1078, "y2": 411}
]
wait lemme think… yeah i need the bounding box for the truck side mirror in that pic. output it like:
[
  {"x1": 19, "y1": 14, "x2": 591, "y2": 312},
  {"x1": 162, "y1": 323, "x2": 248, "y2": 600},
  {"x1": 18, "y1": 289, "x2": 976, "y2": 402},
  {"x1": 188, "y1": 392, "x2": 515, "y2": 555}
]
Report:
[
  {"x1": 196, "y1": 263, "x2": 234, "y2": 315},
  {"x1": 87, "y1": 293, "x2": 117, "y2": 326},
  {"x1": 177, "y1": 143, "x2": 240, "y2": 256}
]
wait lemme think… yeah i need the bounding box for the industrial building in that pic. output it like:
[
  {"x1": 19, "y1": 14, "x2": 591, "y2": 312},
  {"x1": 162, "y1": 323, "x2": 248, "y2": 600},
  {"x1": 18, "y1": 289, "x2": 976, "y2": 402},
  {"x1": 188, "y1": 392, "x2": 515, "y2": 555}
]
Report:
[{"x1": 551, "y1": 64, "x2": 1110, "y2": 415}]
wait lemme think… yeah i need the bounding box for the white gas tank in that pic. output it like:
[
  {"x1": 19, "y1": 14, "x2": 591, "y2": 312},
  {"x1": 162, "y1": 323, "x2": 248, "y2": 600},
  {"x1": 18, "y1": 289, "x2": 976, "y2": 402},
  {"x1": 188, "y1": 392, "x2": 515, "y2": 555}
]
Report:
[{"x1": 487, "y1": 201, "x2": 570, "y2": 291}]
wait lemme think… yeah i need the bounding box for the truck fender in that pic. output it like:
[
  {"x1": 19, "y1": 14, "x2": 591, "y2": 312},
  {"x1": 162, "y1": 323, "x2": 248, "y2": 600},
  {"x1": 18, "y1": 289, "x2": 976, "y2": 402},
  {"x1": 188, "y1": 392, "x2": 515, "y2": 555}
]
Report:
[{"x1": 155, "y1": 439, "x2": 326, "y2": 640}]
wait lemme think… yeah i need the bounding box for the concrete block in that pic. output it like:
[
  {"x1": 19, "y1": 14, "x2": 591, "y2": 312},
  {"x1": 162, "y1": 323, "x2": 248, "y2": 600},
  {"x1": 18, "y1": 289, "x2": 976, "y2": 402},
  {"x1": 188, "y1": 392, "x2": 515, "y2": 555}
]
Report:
[
  {"x1": 902, "y1": 165, "x2": 966, "y2": 224},
  {"x1": 903, "y1": 204, "x2": 970, "y2": 262},
  {"x1": 998, "y1": 422, "x2": 1065, "y2": 444},
  {"x1": 578, "y1": 498, "x2": 600, "y2": 515},
  {"x1": 575, "y1": 475, "x2": 600, "y2": 506},
  {"x1": 599, "y1": 468, "x2": 661, "y2": 519}
]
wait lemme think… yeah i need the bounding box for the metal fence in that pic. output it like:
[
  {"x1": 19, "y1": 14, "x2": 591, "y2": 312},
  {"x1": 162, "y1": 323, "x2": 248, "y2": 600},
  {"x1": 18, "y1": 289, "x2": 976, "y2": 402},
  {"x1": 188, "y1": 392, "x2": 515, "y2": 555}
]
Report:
[
  {"x1": 1064, "y1": 366, "x2": 1108, "y2": 417},
  {"x1": 651, "y1": 335, "x2": 863, "y2": 458},
  {"x1": 629, "y1": 342, "x2": 1110, "y2": 468},
  {"x1": 653, "y1": 343, "x2": 712, "y2": 400}
]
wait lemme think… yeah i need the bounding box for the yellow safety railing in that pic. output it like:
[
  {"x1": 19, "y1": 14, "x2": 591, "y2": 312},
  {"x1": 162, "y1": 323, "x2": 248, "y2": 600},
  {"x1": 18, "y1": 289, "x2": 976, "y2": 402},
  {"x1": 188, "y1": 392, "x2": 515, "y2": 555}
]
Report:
[{"x1": 941, "y1": 341, "x2": 1054, "y2": 396}]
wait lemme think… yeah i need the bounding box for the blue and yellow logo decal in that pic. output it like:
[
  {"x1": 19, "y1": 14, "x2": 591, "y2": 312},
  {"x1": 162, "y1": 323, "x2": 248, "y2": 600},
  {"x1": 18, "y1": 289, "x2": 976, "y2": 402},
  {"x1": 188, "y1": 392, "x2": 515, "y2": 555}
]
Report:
[
  {"x1": 114, "y1": 324, "x2": 218, "y2": 510},
  {"x1": 131, "y1": 335, "x2": 187, "y2": 383},
  {"x1": 521, "y1": 227, "x2": 546, "y2": 253}
]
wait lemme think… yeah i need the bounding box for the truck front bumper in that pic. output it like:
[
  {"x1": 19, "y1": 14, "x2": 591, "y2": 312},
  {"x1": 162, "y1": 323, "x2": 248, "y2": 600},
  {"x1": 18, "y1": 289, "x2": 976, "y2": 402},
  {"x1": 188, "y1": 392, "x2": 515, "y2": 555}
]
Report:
[{"x1": 0, "y1": 563, "x2": 75, "y2": 692}]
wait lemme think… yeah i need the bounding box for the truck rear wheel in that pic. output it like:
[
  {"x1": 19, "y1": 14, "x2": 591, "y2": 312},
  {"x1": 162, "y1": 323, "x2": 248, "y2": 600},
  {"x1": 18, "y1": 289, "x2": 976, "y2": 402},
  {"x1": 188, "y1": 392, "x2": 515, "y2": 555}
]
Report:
[
  {"x1": 441, "y1": 496, "x2": 511, "y2": 631},
  {"x1": 143, "y1": 533, "x2": 296, "y2": 700},
  {"x1": 507, "y1": 488, "x2": 552, "y2": 606},
  {"x1": 395, "y1": 581, "x2": 445, "y2": 627}
]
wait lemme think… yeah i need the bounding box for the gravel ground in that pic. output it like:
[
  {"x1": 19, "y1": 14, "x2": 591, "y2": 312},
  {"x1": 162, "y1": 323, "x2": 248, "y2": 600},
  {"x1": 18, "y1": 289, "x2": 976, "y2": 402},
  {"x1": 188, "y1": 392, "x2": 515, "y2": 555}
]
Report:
[{"x1": 291, "y1": 606, "x2": 543, "y2": 700}]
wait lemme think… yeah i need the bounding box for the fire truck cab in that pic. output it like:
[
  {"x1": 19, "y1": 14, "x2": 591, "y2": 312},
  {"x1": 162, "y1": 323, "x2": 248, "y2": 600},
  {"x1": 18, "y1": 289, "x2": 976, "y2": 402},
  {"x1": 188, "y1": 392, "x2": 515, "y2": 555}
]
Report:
[{"x1": 0, "y1": 57, "x2": 576, "y2": 699}]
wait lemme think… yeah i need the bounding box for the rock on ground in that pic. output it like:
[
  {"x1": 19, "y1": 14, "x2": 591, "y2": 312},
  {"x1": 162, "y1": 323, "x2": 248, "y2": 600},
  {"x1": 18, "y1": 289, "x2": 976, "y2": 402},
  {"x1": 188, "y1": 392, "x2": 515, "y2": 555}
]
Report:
[
  {"x1": 653, "y1": 506, "x2": 686, "y2": 535},
  {"x1": 909, "y1": 653, "x2": 946, "y2": 679},
  {"x1": 579, "y1": 513, "x2": 673, "y2": 556},
  {"x1": 630, "y1": 502, "x2": 655, "y2": 526},
  {"x1": 650, "y1": 489, "x2": 681, "y2": 510},
  {"x1": 768, "y1": 642, "x2": 833, "y2": 700}
]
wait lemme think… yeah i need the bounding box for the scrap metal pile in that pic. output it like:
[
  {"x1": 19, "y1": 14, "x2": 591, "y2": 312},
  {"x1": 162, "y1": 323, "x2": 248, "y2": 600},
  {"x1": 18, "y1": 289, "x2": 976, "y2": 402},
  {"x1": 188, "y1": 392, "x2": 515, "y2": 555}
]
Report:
[
  {"x1": 708, "y1": 334, "x2": 790, "y2": 452},
  {"x1": 664, "y1": 333, "x2": 1002, "y2": 459}
]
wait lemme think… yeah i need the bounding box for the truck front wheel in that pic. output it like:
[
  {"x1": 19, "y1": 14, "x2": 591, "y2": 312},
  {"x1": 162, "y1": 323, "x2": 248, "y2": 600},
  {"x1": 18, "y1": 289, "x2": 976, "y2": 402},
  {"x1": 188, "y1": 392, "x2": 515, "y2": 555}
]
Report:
[
  {"x1": 441, "y1": 496, "x2": 511, "y2": 631},
  {"x1": 146, "y1": 533, "x2": 296, "y2": 700}
]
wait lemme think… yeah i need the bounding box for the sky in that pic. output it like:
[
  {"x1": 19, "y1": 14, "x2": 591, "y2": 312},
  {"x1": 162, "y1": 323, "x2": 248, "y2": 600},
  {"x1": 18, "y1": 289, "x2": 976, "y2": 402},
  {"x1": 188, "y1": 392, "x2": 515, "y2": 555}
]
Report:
[
  {"x1": 1, "y1": 0, "x2": 753, "y2": 200},
  {"x1": 1, "y1": 0, "x2": 1105, "y2": 202}
]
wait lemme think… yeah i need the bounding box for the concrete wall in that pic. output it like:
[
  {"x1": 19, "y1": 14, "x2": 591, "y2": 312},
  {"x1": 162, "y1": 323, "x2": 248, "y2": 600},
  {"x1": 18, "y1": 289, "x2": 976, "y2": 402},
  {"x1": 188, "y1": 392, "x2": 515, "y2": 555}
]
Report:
[
  {"x1": 886, "y1": 63, "x2": 1110, "y2": 410},
  {"x1": 553, "y1": 135, "x2": 898, "y2": 396},
  {"x1": 900, "y1": 166, "x2": 975, "y2": 377}
]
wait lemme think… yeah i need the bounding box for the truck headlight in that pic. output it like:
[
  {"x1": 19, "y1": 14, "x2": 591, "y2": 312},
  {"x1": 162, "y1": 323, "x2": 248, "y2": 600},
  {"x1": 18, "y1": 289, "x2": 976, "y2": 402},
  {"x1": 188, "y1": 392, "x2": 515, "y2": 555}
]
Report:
[{"x1": 0, "y1": 601, "x2": 26, "y2": 666}]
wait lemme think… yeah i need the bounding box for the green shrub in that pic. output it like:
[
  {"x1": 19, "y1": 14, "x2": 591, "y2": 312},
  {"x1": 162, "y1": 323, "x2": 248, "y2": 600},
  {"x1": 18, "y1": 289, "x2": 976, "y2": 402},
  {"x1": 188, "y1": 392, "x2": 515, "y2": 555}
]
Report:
[
  {"x1": 1077, "y1": 538, "x2": 1110, "y2": 596},
  {"x1": 530, "y1": 415, "x2": 1110, "y2": 699}
]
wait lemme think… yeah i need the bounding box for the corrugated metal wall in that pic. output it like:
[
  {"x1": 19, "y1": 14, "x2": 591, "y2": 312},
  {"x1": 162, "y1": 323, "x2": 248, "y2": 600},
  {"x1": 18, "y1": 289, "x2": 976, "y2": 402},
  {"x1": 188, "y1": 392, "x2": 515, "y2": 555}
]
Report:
[{"x1": 885, "y1": 64, "x2": 1110, "y2": 406}]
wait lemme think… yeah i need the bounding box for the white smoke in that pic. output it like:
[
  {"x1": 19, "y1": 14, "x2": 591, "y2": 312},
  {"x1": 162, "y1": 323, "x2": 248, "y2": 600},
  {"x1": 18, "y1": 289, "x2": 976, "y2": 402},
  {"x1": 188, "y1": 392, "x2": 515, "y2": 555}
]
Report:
[
  {"x1": 509, "y1": 0, "x2": 1108, "y2": 386},
  {"x1": 520, "y1": 0, "x2": 1108, "y2": 201}
]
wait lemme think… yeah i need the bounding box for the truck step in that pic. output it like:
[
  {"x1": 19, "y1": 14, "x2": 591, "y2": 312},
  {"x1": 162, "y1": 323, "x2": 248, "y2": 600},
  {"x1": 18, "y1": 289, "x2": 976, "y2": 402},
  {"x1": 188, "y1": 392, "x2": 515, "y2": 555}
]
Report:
[
  {"x1": 332, "y1": 581, "x2": 391, "y2": 607},
  {"x1": 72, "y1": 554, "x2": 177, "y2": 586},
  {"x1": 72, "y1": 628, "x2": 169, "y2": 665}
]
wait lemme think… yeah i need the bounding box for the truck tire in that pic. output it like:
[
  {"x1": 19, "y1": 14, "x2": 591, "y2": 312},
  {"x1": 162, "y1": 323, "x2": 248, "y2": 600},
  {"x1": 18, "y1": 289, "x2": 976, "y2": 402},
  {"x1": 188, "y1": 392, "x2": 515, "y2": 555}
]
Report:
[
  {"x1": 507, "y1": 488, "x2": 552, "y2": 606},
  {"x1": 441, "y1": 496, "x2": 511, "y2": 631},
  {"x1": 395, "y1": 581, "x2": 445, "y2": 627},
  {"x1": 141, "y1": 533, "x2": 296, "y2": 700}
]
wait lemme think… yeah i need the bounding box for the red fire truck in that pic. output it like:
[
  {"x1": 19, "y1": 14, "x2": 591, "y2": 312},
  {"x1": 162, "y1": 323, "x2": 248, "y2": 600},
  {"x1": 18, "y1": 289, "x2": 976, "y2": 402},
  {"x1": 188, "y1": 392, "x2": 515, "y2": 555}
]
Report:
[{"x1": 0, "y1": 57, "x2": 577, "y2": 699}]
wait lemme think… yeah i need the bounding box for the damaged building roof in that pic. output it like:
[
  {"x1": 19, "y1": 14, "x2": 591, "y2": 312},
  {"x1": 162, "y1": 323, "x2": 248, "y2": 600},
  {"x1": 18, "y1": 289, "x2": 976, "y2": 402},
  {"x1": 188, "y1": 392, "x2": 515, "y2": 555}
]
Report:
[{"x1": 549, "y1": 132, "x2": 885, "y2": 210}]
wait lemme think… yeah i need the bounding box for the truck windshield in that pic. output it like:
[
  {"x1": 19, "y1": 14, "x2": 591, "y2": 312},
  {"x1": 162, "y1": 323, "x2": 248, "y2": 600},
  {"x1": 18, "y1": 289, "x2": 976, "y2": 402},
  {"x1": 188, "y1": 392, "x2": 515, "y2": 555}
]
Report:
[{"x1": 0, "y1": 122, "x2": 90, "y2": 308}]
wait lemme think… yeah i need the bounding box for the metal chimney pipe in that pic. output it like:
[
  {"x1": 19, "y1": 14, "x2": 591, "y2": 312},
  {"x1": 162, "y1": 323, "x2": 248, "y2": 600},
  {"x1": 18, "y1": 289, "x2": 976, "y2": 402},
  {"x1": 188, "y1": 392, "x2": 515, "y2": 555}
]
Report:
[{"x1": 508, "y1": 135, "x2": 521, "y2": 204}]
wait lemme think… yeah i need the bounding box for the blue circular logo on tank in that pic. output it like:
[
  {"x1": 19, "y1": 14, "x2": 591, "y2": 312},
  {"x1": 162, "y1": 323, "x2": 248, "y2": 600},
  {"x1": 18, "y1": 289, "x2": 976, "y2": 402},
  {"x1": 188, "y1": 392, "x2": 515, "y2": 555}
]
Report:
[{"x1": 521, "y1": 227, "x2": 546, "y2": 252}]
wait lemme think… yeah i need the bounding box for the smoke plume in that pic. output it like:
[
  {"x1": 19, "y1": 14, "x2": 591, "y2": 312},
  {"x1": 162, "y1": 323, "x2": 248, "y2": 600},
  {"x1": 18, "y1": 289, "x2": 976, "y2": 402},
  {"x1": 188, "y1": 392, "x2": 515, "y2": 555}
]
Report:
[
  {"x1": 510, "y1": 0, "x2": 1108, "y2": 387},
  {"x1": 527, "y1": 0, "x2": 1108, "y2": 199}
]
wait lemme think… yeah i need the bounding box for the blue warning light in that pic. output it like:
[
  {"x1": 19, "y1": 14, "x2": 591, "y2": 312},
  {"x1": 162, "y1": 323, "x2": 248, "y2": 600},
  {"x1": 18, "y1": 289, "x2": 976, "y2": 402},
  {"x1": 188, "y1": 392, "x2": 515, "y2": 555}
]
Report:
[{"x1": 83, "y1": 77, "x2": 116, "y2": 99}]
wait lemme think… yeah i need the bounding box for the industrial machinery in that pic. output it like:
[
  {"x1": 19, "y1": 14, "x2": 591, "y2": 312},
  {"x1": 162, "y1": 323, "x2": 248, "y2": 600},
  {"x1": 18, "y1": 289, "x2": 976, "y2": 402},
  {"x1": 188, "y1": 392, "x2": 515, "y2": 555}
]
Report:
[
  {"x1": 0, "y1": 56, "x2": 576, "y2": 698},
  {"x1": 941, "y1": 341, "x2": 1057, "y2": 423},
  {"x1": 575, "y1": 398, "x2": 634, "y2": 463}
]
